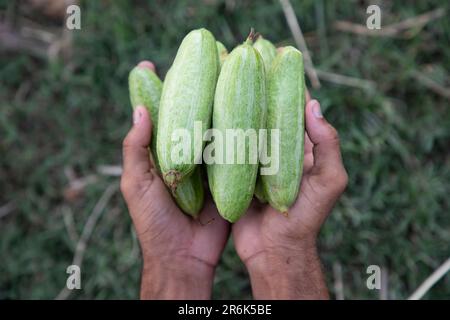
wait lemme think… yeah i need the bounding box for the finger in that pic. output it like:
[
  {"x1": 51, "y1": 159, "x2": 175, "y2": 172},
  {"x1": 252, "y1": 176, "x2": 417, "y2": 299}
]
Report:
[
  {"x1": 137, "y1": 60, "x2": 156, "y2": 72},
  {"x1": 304, "y1": 131, "x2": 313, "y2": 155},
  {"x1": 190, "y1": 196, "x2": 231, "y2": 263},
  {"x1": 303, "y1": 88, "x2": 313, "y2": 155},
  {"x1": 134, "y1": 61, "x2": 159, "y2": 169},
  {"x1": 305, "y1": 88, "x2": 311, "y2": 103},
  {"x1": 196, "y1": 197, "x2": 229, "y2": 228},
  {"x1": 302, "y1": 90, "x2": 314, "y2": 173},
  {"x1": 305, "y1": 100, "x2": 347, "y2": 187},
  {"x1": 231, "y1": 200, "x2": 263, "y2": 244},
  {"x1": 122, "y1": 106, "x2": 153, "y2": 178},
  {"x1": 303, "y1": 133, "x2": 314, "y2": 174},
  {"x1": 302, "y1": 152, "x2": 314, "y2": 174}
]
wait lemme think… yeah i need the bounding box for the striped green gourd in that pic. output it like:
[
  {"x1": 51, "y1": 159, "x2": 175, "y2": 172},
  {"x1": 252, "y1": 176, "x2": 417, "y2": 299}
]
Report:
[
  {"x1": 216, "y1": 41, "x2": 228, "y2": 67},
  {"x1": 129, "y1": 65, "x2": 162, "y2": 170},
  {"x1": 128, "y1": 65, "x2": 204, "y2": 217},
  {"x1": 254, "y1": 177, "x2": 267, "y2": 203},
  {"x1": 252, "y1": 36, "x2": 277, "y2": 203},
  {"x1": 253, "y1": 36, "x2": 277, "y2": 73},
  {"x1": 207, "y1": 33, "x2": 266, "y2": 222},
  {"x1": 157, "y1": 28, "x2": 219, "y2": 190},
  {"x1": 260, "y1": 46, "x2": 305, "y2": 213}
]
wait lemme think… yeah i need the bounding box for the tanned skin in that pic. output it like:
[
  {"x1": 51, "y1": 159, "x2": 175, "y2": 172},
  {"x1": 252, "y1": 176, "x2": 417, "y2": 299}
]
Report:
[{"x1": 121, "y1": 61, "x2": 348, "y2": 299}]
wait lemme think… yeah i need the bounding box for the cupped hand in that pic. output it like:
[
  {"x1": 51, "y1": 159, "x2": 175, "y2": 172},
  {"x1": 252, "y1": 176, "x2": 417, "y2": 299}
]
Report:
[
  {"x1": 121, "y1": 62, "x2": 230, "y2": 299},
  {"x1": 232, "y1": 95, "x2": 348, "y2": 299}
]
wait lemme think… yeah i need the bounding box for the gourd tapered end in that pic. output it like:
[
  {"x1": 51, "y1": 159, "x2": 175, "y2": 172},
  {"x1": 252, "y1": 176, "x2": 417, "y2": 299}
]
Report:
[
  {"x1": 164, "y1": 170, "x2": 182, "y2": 192},
  {"x1": 244, "y1": 28, "x2": 258, "y2": 45}
]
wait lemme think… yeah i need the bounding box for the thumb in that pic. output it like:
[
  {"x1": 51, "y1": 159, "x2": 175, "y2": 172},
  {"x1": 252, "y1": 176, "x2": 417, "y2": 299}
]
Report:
[
  {"x1": 305, "y1": 99, "x2": 347, "y2": 188},
  {"x1": 137, "y1": 60, "x2": 156, "y2": 72},
  {"x1": 122, "y1": 105, "x2": 153, "y2": 179}
]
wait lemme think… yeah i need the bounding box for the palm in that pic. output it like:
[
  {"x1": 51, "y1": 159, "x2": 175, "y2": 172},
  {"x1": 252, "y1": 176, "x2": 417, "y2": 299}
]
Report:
[
  {"x1": 233, "y1": 133, "x2": 319, "y2": 262},
  {"x1": 130, "y1": 175, "x2": 229, "y2": 267}
]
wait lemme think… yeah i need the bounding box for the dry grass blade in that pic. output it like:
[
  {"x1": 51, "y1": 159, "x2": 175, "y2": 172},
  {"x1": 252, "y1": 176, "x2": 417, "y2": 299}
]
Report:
[
  {"x1": 0, "y1": 23, "x2": 49, "y2": 58},
  {"x1": 55, "y1": 183, "x2": 119, "y2": 300},
  {"x1": 62, "y1": 205, "x2": 79, "y2": 245},
  {"x1": 408, "y1": 258, "x2": 450, "y2": 300},
  {"x1": 315, "y1": 69, "x2": 376, "y2": 91},
  {"x1": 334, "y1": 8, "x2": 445, "y2": 38},
  {"x1": 97, "y1": 165, "x2": 123, "y2": 176},
  {"x1": 332, "y1": 262, "x2": 344, "y2": 300},
  {"x1": 411, "y1": 70, "x2": 450, "y2": 99},
  {"x1": 279, "y1": 0, "x2": 321, "y2": 88},
  {"x1": 380, "y1": 266, "x2": 389, "y2": 300},
  {"x1": 0, "y1": 202, "x2": 16, "y2": 219}
]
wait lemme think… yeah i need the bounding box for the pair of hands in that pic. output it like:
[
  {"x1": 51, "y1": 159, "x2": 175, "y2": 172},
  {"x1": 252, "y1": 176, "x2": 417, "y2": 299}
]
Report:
[{"x1": 120, "y1": 61, "x2": 348, "y2": 299}]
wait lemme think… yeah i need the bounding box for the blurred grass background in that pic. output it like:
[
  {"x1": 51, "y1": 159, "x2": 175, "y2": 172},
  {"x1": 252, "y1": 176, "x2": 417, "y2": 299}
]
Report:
[{"x1": 0, "y1": 0, "x2": 449, "y2": 299}]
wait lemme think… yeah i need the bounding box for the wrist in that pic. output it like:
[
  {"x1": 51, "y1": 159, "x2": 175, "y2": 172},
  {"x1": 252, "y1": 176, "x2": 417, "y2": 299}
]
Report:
[
  {"x1": 245, "y1": 242, "x2": 329, "y2": 299},
  {"x1": 141, "y1": 256, "x2": 215, "y2": 300}
]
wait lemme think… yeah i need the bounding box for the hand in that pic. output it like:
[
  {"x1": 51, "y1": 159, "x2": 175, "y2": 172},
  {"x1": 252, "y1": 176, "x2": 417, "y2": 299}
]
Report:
[
  {"x1": 232, "y1": 95, "x2": 348, "y2": 299},
  {"x1": 121, "y1": 62, "x2": 230, "y2": 300}
]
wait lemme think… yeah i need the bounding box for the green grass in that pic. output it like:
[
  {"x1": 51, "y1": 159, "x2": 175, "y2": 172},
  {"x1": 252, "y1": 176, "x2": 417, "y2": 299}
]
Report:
[{"x1": 0, "y1": 0, "x2": 449, "y2": 299}]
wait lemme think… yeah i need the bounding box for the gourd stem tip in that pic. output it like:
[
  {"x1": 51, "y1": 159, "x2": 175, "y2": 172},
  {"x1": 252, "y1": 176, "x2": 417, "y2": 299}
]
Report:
[{"x1": 245, "y1": 28, "x2": 258, "y2": 45}]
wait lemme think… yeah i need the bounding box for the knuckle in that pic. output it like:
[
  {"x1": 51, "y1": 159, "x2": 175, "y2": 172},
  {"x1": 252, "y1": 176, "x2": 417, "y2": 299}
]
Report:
[
  {"x1": 122, "y1": 134, "x2": 133, "y2": 150},
  {"x1": 322, "y1": 167, "x2": 348, "y2": 194},
  {"x1": 120, "y1": 175, "x2": 134, "y2": 200},
  {"x1": 337, "y1": 169, "x2": 349, "y2": 192},
  {"x1": 120, "y1": 171, "x2": 156, "y2": 202},
  {"x1": 325, "y1": 125, "x2": 340, "y2": 145},
  {"x1": 331, "y1": 168, "x2": 348, "y2": 193}
]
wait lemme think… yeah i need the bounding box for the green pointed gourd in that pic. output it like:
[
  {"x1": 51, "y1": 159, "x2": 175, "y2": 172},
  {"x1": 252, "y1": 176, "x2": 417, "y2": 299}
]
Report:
[
  {"x1": 216, "y1": 41, "x2": 228, "y2": 67},
  {"x1": 128, "y1": 65, "x2": 162, "y2": 171},
  {"x1": 253, "y1": 36, "x2": 277, "y2": 73},
  {"x1": 128, "y1": 65, "x2": 204, "y2": 217},
  {"x1": 252, "y1": 36, "x2": 277, "y2": 203},
  {"x1": 254, "y1": 176, "x2": 267, "y2": 203},
  {"x1": 260, "y1": 46, "x2": 305, "y2": 213},
  {"x1": 207, "y1": 34, "x2": 266, "y2": 222},
  {"x1": 157, "y1": 28, "x2": 219, "y2": 190}
]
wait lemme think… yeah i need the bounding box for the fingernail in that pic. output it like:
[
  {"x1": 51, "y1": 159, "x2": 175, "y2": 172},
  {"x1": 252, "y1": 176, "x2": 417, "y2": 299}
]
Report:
[
  {"x1": 133, "y1": 106, "x2": 144, "y2": 125},
  {"x1": 311, "y1": 100, "x2": 323, "y2": 118},
  {"x1": 137, "y1": 60, "x2": 155, "y2": 71}
]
